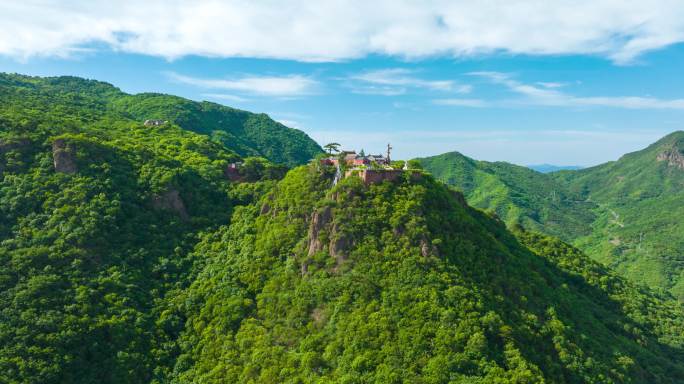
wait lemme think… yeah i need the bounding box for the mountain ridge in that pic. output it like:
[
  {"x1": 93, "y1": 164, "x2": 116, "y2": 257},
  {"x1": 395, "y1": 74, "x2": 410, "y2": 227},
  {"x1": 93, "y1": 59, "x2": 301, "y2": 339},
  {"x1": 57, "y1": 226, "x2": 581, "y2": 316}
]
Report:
[
  {"x1": 172, "y1": 163, "x2": 684, "y2": 383},
  {"x1": 419, "y1": 131, "x2": 684, "y2": 300},
  {"x1": 0, "y1": 73, "x2": 322, "y2": 166},
  {"x1": 416, "y1": 150, "x2": 596, "y2": 242},
  {"x1": 1, "y1": 73, "x2": 684, "y2": 382}
]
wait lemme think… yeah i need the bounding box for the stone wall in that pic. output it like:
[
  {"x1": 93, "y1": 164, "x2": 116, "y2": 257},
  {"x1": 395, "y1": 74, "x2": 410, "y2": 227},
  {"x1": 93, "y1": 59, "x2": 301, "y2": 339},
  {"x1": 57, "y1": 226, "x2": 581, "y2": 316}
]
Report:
[{"x1": 344, "y1": 169, "x2": 416, "y2": 185}]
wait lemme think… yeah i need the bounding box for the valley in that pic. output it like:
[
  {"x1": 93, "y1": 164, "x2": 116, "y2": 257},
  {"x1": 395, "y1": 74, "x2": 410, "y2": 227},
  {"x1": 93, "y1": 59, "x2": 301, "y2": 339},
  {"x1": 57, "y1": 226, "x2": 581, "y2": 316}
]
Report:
[{"x1": 419, "y1": 131, "x2": 684, "y2": 300}]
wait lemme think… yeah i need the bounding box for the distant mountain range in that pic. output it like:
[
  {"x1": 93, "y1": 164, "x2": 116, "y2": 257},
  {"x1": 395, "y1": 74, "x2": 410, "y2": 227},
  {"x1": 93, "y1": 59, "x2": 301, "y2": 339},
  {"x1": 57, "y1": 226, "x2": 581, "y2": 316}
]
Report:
[
  {"x1": 527, "y1": 164, "x2": 583, "y2": 173},
  {"x1": 419, "y1": 130, "x2": 684, "y2": 300}
]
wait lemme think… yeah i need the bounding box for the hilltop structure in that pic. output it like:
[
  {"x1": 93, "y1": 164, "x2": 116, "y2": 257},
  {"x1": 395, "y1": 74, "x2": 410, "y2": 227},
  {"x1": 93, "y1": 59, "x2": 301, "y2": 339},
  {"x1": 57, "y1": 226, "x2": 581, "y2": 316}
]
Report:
[
  {"x1": 321, "y1": 150, "x2": 389, "y2": 167},
  {"x1": 321, "y1": 143, "x2": 420, "y2": 185}
]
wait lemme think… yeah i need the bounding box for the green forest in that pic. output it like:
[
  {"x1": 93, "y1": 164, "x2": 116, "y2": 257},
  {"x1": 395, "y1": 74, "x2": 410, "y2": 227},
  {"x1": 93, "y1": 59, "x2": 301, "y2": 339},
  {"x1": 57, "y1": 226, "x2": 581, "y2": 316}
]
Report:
[
  {"x1": 1, "y1": 73, "x2": 684, "y2": 383},
  {"x1": 418, "y1": 133, "x2": 684, "y2": 301}
]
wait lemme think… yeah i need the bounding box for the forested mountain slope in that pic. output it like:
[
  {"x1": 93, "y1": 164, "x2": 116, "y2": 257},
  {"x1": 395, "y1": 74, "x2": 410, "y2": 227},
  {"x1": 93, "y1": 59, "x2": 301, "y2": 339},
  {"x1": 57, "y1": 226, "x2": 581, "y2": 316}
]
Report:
[
  {"x1": 0, "y1": 74, "x2": 287, "y2": 382},
  {"x1": 171, "y1": 164, "x2": 684, "y2": 383},
  {"x1": 0, "y1": 73, "x2": 322, "y2": 166},
  {"x1": 2, "y1": 72, "x2": 684, "y2": 383},
  {"x1": 418, "y1": 132, "x2": 684, "y2": 300},
  {"x1": 0, "y1": 95, "x2": 237, "y2": 382},
  {"x1": 554, "y1": 131, "x2": 684, "y2": 299},
  {"x1": 416, "y1": 151, "x2": 595, "y2": 241}
]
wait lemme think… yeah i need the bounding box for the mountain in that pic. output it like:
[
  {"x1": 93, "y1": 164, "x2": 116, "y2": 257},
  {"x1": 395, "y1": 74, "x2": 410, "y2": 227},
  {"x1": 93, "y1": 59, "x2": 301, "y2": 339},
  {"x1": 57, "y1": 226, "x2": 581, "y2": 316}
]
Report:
[
  {"x1": 0, "y1": 73, "x2": 307, "y2": 382},
  {"x1": 528, "y1": 164, "x2": 583, "y2": 173},
  {"x1": 553, "y1": 131, "x2": 684, "y2": 298},
  {"x1": 0, "y1": 83, "x2": 237, "y2": 382},
  {"x1": 0, "y1": 73, "x2": 322, "y2": 166},
  {"x1": 416, "y1": 151, "x2": 596, "y2": 241},
  {"x1": 419, "y1": 132, "x2": 684, "y2": 300},
  {"x1": 2, "y1": 73, "x2": 684, "y2": 383},
  {"x1": 172, "y1": 164, "x2": 684, "y2": 383}
]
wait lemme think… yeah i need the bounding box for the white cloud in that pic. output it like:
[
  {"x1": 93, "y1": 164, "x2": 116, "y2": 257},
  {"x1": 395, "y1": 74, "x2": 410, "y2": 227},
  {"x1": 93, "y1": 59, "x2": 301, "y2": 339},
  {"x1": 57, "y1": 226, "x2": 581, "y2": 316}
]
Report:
[
  {"x1": 347, "y1": 68, "x2": 471, "y2": 96},
  {"x1": 536, "y1": 82, "x2": 567, "y2": 89},
  {"x1": 276, "y1": 119, "x2": 300, "y2": 128},
  {"x1": 432, "y1": 98, "x2": 487, "y2": 107},
  {"x1": 468, "y1": 71, "x2": 684, "y2": 109},
  {"x1": 167, "y1": 72, "x2": 318, "y2": 97},
  {"x1": 350, "y1": 85, "x2": 408, "y2": 96},
  {"x1": 351, "y1": 68, "x2": 468, "y2": 91},
  {"x1": 4, "y1": 1, "x2": 684, "y2": 63},
  {"x1": 202, "y1": 93, "x2": 250, "y2": 103}
]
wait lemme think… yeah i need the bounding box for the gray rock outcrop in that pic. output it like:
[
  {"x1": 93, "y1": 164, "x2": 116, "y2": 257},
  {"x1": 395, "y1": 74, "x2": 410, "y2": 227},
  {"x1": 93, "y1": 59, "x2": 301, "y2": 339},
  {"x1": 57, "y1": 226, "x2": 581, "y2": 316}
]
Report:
[
  {"x1": 52, "y1": 139, "x2": 78, "y2": 174},
  {"x1": 656, "y1": 146, "x2": 684, "y2": 170},
  {"x1": 152, "y1": 189, "x2": 190, "y2": 220}
]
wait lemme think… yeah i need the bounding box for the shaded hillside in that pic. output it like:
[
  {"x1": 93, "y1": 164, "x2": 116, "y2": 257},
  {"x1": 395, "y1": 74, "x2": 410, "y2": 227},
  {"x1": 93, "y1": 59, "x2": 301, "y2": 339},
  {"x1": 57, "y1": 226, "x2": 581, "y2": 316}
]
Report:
[
  {"x1": 417, "y1": 151, "x2": 595, "y2": 241},
  {"x1": 0, "y1": 73, "x2": 322, "y2": 166},
  {"x1": 0, "y1": 103, "x2": 236, "y2": 382},
  {"x1": 0, "y1": 75, "x2": 289, "y2": 382},
  {"x1": 171, "y1": 164, "x2": 684, "y2": 383},
  {"x1": 2, "y1": 71, "x2": 684, "y2": 383},
  {"x1": 554, "y1": 131, "x2": 684, "y2": 299},
  {"x1": 419, "y1": 132, "x2": 684, "y2": 301},
  {"x1": 112, "y1": 94, "x2": 321, "y2": 166}
]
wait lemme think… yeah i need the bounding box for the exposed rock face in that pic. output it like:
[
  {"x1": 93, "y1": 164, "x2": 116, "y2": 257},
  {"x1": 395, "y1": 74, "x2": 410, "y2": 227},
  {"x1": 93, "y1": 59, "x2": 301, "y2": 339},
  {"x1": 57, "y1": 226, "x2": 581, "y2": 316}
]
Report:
[
  {"x1": 260, "y1": 202, "x2": 271, "y2": 215},
  {"x1": 657, "y1": 146, "x2": 684, "y2": 170},
  {"x1": 329, "y1": 227, "x2": 350, "y2": 266},
  {"x1": 52, "y1": 139, "x2": 78, "y2": 174},
  {"x1": 144, "y1": 119, "x2": 168, "y2": 127},
  {"x1": 152, "y1": 189, "x2": 190, "y2": 220},
  {"x1": 307, "y1": 206, "x2": 332, "y2": 256},
  {"x1": 449, "y1": 189, "x2": 467, "y2": 208},
  {"x1": 224, "y1": 166, "x2": 242, "y2": 181},
  {"x1": 420, "y1": 238, "x2": 431, "y2": 257},
  {"x1": 260, "y1": 194, "x2": 276, "y2": 216},
  {"x1": 304, "y1": 206, "x2": 351, "y2": 272}
]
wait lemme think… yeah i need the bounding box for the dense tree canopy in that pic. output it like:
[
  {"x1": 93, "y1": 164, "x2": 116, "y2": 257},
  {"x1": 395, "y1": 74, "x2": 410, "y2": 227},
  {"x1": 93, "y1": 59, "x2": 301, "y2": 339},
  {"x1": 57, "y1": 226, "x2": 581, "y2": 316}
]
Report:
[
  {"x1": 0, "y1": 73, "x2": 322, "y2": 167},
  {"x1": 1, "y1": 73, "x2": 683, "y2": 383},
  {"x1": 418, "y1": 134, "x2": 684, "y2": 301},
  {"x1": 172, "y1": 164, "x2": 684, "y2": 383},
  {"x1": 0, "y1": 73, "x2": 294, "y2": 382}
]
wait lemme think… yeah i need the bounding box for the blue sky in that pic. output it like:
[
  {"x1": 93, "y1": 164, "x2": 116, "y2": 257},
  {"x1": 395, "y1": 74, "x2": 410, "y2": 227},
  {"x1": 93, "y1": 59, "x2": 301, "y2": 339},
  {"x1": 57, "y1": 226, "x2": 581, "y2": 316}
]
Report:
[{"x1": 2, "y1": 1, "x2": 684, "y2": 166}]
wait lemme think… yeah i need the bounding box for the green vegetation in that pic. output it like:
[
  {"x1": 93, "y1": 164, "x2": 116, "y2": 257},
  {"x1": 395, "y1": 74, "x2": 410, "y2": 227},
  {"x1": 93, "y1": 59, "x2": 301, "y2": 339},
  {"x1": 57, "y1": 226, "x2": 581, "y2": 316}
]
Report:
[
  {"x1": 555, "y1": 131, "x2": 684, "y2": 299},
  {"x1": 0, "y1": 73, "x2": 305, "y2": 383},
  {"x1": 323, "y1": 142, "x2": 341, "y2": 154},
  {"x1": 0, "y1": 73, "x2": 322, "y2": 167},
  {"x1": 173, "y1": 165, "x2": 684, "y2": 383},
  {"x1": 417, "y1": 151, "x2": 596, "y2": 241},
  {"x1": 2, "y1": 73, "x2": 684, "y2": 383},
  {"x1": 418, "y1": 132, "x2": 684, "y2": 300}
]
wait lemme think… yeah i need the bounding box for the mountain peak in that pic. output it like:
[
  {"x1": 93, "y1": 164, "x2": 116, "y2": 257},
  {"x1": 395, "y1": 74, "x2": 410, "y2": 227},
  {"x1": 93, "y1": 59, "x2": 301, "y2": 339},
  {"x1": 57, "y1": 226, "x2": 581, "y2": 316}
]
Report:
[{"x1": 652, "y1": 130, "x2": 684, "y2": 148}]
